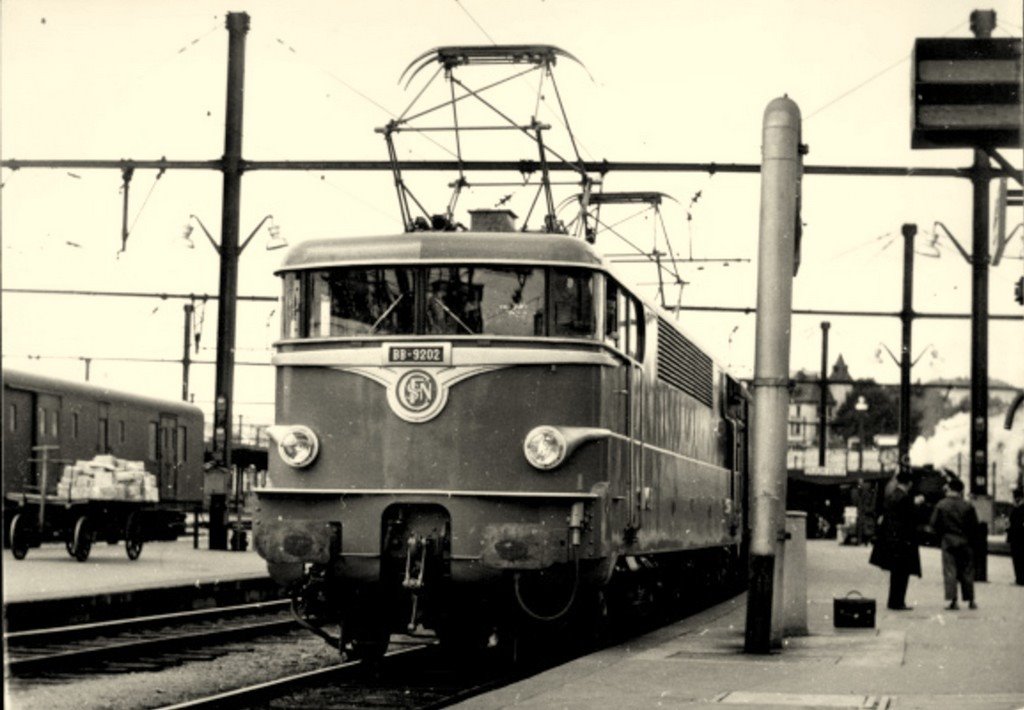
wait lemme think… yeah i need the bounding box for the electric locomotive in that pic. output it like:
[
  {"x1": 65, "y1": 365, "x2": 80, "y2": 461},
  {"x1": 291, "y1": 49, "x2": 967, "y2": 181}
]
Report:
[{"x1": 254, "y1": 212, "x2": 748, "y2": 657}]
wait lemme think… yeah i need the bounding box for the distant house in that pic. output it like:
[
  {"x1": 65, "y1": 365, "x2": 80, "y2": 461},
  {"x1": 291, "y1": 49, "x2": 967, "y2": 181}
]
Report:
[{"x1": 786, "y1": 355, "x2": 858, "y2": 472}]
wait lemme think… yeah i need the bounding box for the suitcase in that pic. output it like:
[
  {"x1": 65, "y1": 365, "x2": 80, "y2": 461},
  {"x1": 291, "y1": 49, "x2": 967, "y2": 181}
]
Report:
[{"x1": 833, "y1": 590, "x2": 876, "y2": 628}]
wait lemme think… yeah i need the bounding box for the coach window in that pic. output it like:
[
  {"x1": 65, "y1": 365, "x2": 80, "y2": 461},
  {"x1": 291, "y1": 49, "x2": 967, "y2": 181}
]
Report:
[
  {"x1": 37, "y1": 406, "x2": 45, "y2": 436},
  {"x1": 71, "y1": 412, "x2": 79, "y2": 440},
  {"x1": 9, "y1": 404, "x2": 17, "y2": 432},
  {"x1": 177, "y1": 426, "x2": 187, "y2": 462},
  {"x1": 97, "y1": 417, "x2": 108, "y2": 453},
  {"x1": 148, "y1": 422, "x2": 158, "y2": 460},
  {"x1": 48, "y1": 409, "x2": 59, "y2": 437}
]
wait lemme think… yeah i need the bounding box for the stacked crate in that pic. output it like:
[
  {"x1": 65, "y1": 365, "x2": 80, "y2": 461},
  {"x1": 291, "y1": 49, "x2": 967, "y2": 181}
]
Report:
[{"x1": 56, "y1": 455, "x2": 159, "y2": 502}]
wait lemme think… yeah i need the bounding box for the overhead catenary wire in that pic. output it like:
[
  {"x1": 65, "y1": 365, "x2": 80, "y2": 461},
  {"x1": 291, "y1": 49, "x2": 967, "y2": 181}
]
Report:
[
  {"x1": 452, "y1": 0, "x2": 498, "y2": 45},
  {"x1": 260, "y1": 34, "x2": 458, "y2": 160},
  {"x1": 804, "y1": 18, "x2": 969, "y2": 121}
]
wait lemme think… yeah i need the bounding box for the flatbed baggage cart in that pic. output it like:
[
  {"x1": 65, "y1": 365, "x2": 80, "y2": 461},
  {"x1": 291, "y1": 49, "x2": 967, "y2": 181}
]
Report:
[{"x1": 8, "y1": 494, "x2": 154, "y2": 562}]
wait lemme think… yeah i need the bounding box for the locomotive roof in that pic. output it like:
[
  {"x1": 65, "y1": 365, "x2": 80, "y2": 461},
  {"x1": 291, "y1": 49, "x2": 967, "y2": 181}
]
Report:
[
  {"x1": 277, "y1": 232, "x2": 604, "y2": 272},
  {"x1": 2, "y1": 369, "x2": 204, "y2": 419}
]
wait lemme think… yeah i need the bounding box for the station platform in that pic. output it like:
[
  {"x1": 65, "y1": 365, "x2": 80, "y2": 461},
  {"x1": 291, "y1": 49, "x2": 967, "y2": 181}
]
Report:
[
  {"x1": 461, "y1": 541, "x2": 1024, "y2": 710},
  {"x1": 2, "y1": 538, "x2": 277, "y2": 630}
]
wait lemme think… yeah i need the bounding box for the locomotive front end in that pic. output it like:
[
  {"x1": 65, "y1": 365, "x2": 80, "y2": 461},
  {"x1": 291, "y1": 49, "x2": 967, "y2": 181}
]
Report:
[{"x1": 254, "y1": 232, "x2": 622, "y2": 655}]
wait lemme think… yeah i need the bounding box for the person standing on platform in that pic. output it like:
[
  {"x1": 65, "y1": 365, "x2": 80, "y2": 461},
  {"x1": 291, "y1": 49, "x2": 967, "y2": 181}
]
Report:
[
  {"x1": 869, "y1": 470, "x2": 924, "y2": 610},
  {"x1": 1008, "y1": 487, "x2": 1024, "y2": 586},
  {"x1": 929, "y1": 477, "x2": 979, "y2": 610}
]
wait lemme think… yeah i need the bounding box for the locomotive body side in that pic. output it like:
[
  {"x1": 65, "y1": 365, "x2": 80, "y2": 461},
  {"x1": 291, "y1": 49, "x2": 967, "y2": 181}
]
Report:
[{"x1": 253, "y1": 232, "x2": 746, "y2": 652}]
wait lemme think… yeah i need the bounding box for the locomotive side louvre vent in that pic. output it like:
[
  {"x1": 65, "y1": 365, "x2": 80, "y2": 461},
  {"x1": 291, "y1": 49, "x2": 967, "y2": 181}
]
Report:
[{"x1": 656, "y1": 318, "x2": 713, "y2": 407}]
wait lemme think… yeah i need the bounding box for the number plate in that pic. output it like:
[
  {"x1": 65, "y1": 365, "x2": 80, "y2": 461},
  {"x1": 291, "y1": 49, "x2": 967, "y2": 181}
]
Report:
[{"x1": 385, "y1": 344, "x2": 450, "y2": 366}]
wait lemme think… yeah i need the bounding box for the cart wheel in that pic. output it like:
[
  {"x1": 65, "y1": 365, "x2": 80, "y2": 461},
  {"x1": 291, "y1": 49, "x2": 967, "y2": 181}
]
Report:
[
  {"x1": 10, "y1": 514, "x2": 30, "y2": 560},
  {"x1": 65, "y1": 537, "x2": 76, "y2": 557},
  {"x1": 71, "y1": 516, "x2": 93, "y2": 562},
  {"x1": 125, "y1": 513, "x2": 144, "y2": 560}
]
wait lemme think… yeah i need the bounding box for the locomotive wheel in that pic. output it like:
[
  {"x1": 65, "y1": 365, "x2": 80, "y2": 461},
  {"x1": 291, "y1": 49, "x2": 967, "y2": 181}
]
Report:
[
  {"x1": 342, "y1": 614, "x2": 390, "y2": 662},
  {"x1": 124, "y1": 512, "x2": 144, "y2": 560},
  {"x1": 9, "y1": 514, "x2": 30, "y2": 560},
  {"x1": 71, "y1": 516, "x2": 93, "y2": 562}
]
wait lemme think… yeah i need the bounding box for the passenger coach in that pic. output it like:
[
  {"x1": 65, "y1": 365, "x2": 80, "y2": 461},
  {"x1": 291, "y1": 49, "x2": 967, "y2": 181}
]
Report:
[
  {"x1": 255, "y1": 223, "x2": 748, "y2": 656},
  {"x1": 3, "y1": 369, "x2": 205, "y2": 543}
]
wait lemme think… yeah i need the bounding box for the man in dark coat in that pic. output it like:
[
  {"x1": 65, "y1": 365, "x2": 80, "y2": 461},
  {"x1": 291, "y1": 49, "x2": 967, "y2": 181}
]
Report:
[
  {"x1": 1008, "y1": 487, "x2": 1024, "y2": 586},
  {"x1": 870, "y1": 470, "x2": 923, "y2": 610},
  {"x1": 929, "y1": 476, "x2": 979, "y2": 610}
]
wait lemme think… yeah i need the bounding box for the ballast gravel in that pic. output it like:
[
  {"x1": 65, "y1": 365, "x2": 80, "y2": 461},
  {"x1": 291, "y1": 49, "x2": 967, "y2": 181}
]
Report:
[{"x1": 5, "y1": 631, "x2": 342, "y2": 710}]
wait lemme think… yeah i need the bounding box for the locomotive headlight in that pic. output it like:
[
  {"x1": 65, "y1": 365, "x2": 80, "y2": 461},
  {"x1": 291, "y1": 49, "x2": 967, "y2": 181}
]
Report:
[
  {"x1": 267, "y1": 425, "x2": 320, "y2": 469},
  {"x1": 523, "y1": 426, "x2": 568, "y2": 470}
]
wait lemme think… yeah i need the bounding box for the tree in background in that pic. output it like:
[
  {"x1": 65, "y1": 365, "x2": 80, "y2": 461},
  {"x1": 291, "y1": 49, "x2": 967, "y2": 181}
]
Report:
[{"x1": 830, "y1": 379, "x2": 923, "y2": 445}]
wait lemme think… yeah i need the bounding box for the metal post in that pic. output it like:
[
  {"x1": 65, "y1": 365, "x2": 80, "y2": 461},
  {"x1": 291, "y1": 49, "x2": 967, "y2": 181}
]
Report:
[
  {"x1": 37, "y1": 446, "x2": 50, "y2": 529},
  {"x1": 899, "y1": 224, "x2": 916, "y2": 473},
  {"x1": 745, "y1": 96, "x2": 802, "y2": 654},
  {"x1": 182, "y1": 302, "x2": 193, "y2": 402},
  {"x1": 858, "y1": 417, "x2": 865, "y2": 473},
  {"x1": 212, "y1": 12, "x2": 249, "y2": 477},
  {"x1": 970, "y1": 147, "x2": 990, "y2": 499},
  {"x1": 82, "y1": 357, "x2": 91, "y2": 382},
  {"x1": 818, "y1": 321, "x2": 830, "y2": 467},
  {"x1": 967, "y1": 9, "x2": 995, "y2": 581},
  {"x1": 970, "y1": 149, "x2": 993, "y2": 580}
]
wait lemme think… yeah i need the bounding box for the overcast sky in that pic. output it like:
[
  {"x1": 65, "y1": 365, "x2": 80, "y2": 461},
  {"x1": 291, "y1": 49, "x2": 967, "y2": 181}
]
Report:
[{"x1": 2, "y1": 0, "x2": 1022, "y2": 431}]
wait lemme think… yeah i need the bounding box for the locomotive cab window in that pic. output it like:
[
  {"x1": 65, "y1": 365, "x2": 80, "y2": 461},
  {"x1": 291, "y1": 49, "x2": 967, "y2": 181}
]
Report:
[
  {"x1": 605, "y1": 278, "x2": 644, "y2": 361},
  {"x1": 283, "y1": 265, "x2": 597, "y2": 341},
  {"x1": 281, "y1": 272, "x2": 302, "y2": 339},
  {"x1": 309, "y1": 267, "x2": 415, "y2": 337},
  {"x1": 549, "y1": 269, "x2": 595, "y2": 338},
  {"x1": 426, "y1": 266, "x2": 545, "y2": 336}
]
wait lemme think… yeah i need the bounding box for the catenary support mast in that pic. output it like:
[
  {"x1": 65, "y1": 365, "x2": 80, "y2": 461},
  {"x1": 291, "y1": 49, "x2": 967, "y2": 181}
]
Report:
[
  {"x1": 212, "y1": 12, "x2": 249, "y2": 478},
  {"x1": 745, "y1": 96, "x2": 802, "y2": 654}
]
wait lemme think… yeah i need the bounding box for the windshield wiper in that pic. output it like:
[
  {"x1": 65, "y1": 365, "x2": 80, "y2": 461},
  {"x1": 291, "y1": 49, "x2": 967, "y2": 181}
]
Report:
[
  {"x1": 430, "y1": 297, "x2": 475, "y2": 335},
  {"x1": 370, "y1": 294, "x2": 405, "y2": 333}
]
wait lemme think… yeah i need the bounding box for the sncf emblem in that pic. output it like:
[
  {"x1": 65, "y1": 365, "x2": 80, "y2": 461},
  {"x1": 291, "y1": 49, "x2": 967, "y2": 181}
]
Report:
[
  {"x1": 396, "y1": 370, "x2": 437, "y2": 414},
  {"x1": 339, "y1": 364, "x2": 506, "y2": 423}
]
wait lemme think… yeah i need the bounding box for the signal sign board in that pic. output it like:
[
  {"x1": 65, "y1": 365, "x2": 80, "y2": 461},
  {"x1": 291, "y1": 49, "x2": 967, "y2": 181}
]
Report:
[{"x1": 912, "y1": 38, "x2": 1023, "y2": 149}]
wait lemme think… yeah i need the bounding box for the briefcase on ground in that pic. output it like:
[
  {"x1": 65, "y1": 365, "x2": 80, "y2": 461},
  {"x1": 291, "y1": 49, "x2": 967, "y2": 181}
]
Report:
[{"x1": 833, "y1": 590, "x2": 876, "y2": 628}]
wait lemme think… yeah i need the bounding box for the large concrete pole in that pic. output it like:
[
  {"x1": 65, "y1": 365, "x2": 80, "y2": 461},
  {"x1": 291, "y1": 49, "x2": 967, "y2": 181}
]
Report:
[{"x1": 745, "y1": 96, "x2": 802, "y2": 654}]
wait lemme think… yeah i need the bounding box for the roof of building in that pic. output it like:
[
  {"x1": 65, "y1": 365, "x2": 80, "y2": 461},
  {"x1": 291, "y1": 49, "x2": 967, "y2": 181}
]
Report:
[
  {"x1": 791, "y1": 370, "x2": 837, "y2": 406},
  {"x1": 830, "y1": 354, "x2": 851, "y2": 382}
]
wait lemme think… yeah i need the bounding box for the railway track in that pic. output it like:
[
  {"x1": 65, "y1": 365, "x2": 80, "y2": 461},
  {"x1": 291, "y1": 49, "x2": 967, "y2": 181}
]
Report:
[
  {"x1": 4, "y1": 599, "x2": 297, "y2": 676},
  {"x1": 154, "y1": 639, "x2": 542, "y2": 710}
]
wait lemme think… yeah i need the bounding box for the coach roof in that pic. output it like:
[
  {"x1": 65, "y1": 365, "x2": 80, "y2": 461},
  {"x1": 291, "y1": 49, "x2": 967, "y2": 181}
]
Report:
[
  {"x1": 3, "y1": 369, "x2": 203, "y2": 419},
  {"x1": 277, "y1": 232, "x2": 604, "y2": 273}
]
